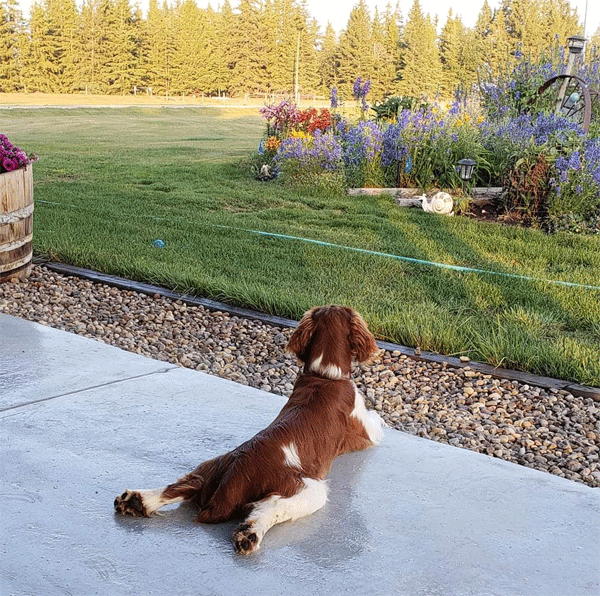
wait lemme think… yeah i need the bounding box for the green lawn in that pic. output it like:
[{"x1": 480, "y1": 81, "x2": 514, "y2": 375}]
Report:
[{"x1": 3, "y1": 107, "x2": 600, "y2": 386}]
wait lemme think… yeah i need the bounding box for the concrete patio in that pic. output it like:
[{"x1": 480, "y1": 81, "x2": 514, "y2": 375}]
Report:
[{"x1": 1, "y1": 312, "x2": 598, "y2": 596}]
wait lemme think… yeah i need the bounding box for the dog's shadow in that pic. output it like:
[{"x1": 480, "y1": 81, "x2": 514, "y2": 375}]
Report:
[{"x1": 254, "y1": 449, "x2": 373, "y2": 568}]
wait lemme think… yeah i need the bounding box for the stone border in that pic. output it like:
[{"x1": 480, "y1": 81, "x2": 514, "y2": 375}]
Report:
[
  {"x1": 34, "y1": 258, "x2": 600, "y2": 401},
  {"x1": 348, "y1": 187, "x2": 503, "y2": 207}
]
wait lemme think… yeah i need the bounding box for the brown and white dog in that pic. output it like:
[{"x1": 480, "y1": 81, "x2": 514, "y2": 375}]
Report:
[{"x1": 114, "y1": 305, "x2": 384, "y2": 554}]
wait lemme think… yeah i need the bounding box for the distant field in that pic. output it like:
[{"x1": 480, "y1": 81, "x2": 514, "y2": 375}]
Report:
[
  {"x1": 3, "y1": 107, "x2": 600, "y2": 386},
  {"x1": 0, "y1": 92, "x2": 329, "y2": 108}
]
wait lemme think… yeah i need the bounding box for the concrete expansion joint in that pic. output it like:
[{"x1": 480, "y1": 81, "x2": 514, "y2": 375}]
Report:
[
  {"x1": 0, "y1": 368, "x2": 179, "y2": 412},
  {"x1": 33, "y1": 259, "x2": 600, "y2": 401}
]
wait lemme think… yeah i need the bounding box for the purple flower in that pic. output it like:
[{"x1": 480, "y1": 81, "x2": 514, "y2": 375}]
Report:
[
  {"x1": 275, "y1": 132, "x2": 342, "y2": 173},
  {"x1": 2, "y1": 157, "x2": 17, "y2": 171},
  {"x1": 0, "y1": 135, "x2": 37, "y2": 173},
  {"x1": 352, "y1": 77, "x2": 371, "y2": 101},
  {"x1": 339, "y1": 120, "x2": 383, "y2": 166},
  {"x1": 330, "y1": 88, "x2": 339, "y2": 109}
]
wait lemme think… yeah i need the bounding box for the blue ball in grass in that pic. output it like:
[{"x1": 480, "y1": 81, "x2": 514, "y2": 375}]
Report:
[{"x1": 152, "y1": 239, "x2": 166, "y2": 248}]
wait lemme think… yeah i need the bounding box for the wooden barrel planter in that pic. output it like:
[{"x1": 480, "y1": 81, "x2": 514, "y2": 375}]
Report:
[{"x1": 0, "y1": 166, "x2": 34, "y2": 282}]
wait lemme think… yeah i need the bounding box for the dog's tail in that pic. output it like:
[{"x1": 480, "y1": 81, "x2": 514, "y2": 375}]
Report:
[{"x1": 162, "y1": 473, "x2": 205, "y2": 502}]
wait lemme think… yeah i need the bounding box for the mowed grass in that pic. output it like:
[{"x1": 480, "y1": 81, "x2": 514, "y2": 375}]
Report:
[{"x1": 2, "y1": 107, "x2": 600, "y2": 386}]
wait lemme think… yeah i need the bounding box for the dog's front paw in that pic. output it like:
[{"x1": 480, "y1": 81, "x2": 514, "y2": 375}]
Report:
[
  {"x1": 114, "y1": 490, "x2": 149, "y2": 517},
  {"x1": 233, "y1": 523, "x2": 260, "y2": 555}
]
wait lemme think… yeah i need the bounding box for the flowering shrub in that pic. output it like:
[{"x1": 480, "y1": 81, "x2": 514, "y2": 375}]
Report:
[
  {"x1": 550, "y1": 137, "x2": 600, "y2": 224},
  {"x1": 0, "y1": 135, "x2": 37, "y2": 173}
]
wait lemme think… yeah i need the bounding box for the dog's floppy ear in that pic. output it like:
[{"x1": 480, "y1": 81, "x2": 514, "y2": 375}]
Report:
[
  {"x1": 349, "y1": 311, "x2": 379, "y2": 363},
  {"x1": 286, "y1": 307, "x2": 317, "y2": 362}
]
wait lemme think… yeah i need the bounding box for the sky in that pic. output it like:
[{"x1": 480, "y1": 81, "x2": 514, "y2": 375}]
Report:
[{"x1": 14, "y1": 0, "x2": 600, "y2": 38}]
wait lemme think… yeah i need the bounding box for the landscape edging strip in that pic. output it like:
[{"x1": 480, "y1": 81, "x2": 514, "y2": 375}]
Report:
[{"x1": 33, "y1": 258, "x2": 600, "y2": 401}]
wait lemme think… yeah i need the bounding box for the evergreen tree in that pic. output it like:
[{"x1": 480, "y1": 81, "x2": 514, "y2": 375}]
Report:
[
  {"x1": 503, "y1": 0, "x2": 546, "y2": 59},
  {"x1": 143, "y1": 0, "x2": 176, "y2": 95},
  {"x1": 369, "y1": 7, "x2": 387, "y2": 98},
  {"x1": 541, "y1": 0, "x2": 580, "y2": 50},
  {"x1": 228, "y1": 0, "x2": 269, "y2": 95},
  {"x1": 481, "y1": 6, "x2": 512, "y2": 76},
  {"x1": 439, "y1": 11, "x2": 474, "y2": 98},
  {"x1": 317, "y1": 22, "x2": 337, "y2": 95},
  {"x1": 103, "y1": 0, "x2": 138, "y2": 94},
  {"x1": 337, "y1": 0, "x2": 374, "y2": 98},
  {"x1": 299, "y1": 17, "x2": 320, "y2": 98},
  {"x1": 22, "y1": 2, "x2": 60, "y2": 91},
  {"x1": 22, "y1": 0, "x2": 79, "y2": 92},
  {"x1": 170, "y1": 0, "x2": 210, "y2": 95},
  {"x1": 587, "y1": 26, "x2": 600, "y2": 62},
  {"x1": 0, "y1": 0, "x2": 23, "y2": 91},
  {"x1": 381, "y1": 1, "x2": 402, "y2": 96},
  {"x1": 268, "y1": 0, "x2": 303, "y2": 95},
  {"x1": 209, "y1": 0, "x2": 233, "y2": 96},
  {"x1": 398, "y1": 0, "x2": 442, "y2": 100}
]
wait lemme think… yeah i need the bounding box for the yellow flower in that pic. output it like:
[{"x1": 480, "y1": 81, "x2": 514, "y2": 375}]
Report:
[{"x1": 289, "y1": 130, "x2": 311, "y2": 141}]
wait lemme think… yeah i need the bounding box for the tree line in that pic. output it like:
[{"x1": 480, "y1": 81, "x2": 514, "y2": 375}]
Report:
[{"x1": 0, "y1": 0, "x2": 599, "y2": 100}]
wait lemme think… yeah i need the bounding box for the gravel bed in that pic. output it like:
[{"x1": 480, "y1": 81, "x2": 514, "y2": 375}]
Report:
[{"x1": 1, "y1": 265, "x2": 599, "y2": 488}]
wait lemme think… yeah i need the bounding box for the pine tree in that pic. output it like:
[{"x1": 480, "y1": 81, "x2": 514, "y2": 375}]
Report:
[
  {"x1": 76, "y1": 0, "x2": 105, "y2": 93},
  {"x1": 22, "y1": 2, "x2": 60, "y2": 92},
  {"x1": 227, "y1": 0, "x2": 269, "y2": 95},
  {"x1": 540, "y1": 0, "x2": 580, "y2": 50},
  {"x1": 209, "y1": 0, "x2": 233, "y2": 96},
  {"x1": 397, "y1": 0, "x2": 442, "y2": 100},
  {"x1": 170, "y1": 0, "x2": 210, "y2": 95},
  {"x1": 481, "y1": 6, "x2": 512, "y2": 76},
  {"x1": 369, "y1": 7, "x2": 387, "y2": 99},
  {"x1": 587, "y1": 27, "x2": 600, "y2": 62},
  {"x1": 438, "y1": 10, "x2": 473, "y2": 99},
  {"x1": 103, "y1": 0, "x2": 138, "y2": 94},
  {"x1": 337, "y1": 0, "x2": 374, "y2": 98},
  {"x1": 143, "y1": 0, "x2": 176, "y2": 95},
  {"x1": 381, "y1": 1, "x2": 402, "y2": 96},
  {"x1": 22, "y1": 0, "x2": 79, "y2": 92},
  {"x1": 0, "y1": 0, "x2": 23, "y2": 91},
  {"x1": 299, "y1": 17, "x2": 320, "y2": 98},
  {"x1": 268, "y1": 0, "x2": 303, "y2": 95},
  {"x1": 503, "y1": 0, "x2": 546, "y2": 59},
  {"x1": 317, "y1": 22, "x2": 337, "y2": 95}
]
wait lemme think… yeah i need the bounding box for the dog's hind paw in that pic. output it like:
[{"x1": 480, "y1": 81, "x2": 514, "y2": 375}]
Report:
[
  {"x1": 114, "y1": 490, "x2": 149, "y2": 517},
  {"x1": 233, "y1": 523, "x2": 260, "y2": 555}
]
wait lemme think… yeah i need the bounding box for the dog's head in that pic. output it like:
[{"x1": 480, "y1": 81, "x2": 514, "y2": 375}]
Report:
[{"x1": 286, "y1": 305, "x2": 379, "y2": 379}]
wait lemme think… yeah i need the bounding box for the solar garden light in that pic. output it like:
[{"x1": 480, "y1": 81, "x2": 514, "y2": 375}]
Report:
[
  {"x1": 456, "y1": 158, "x2": 476, "y2": 183},
  {"x1": 456, "y1": 158, "x2": 476, "y2": 205}
]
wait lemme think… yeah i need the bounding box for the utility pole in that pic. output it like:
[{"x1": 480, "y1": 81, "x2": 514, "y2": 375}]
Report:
[{"x1": 294, "y1": 28, "x2": 302, "y2": 106}]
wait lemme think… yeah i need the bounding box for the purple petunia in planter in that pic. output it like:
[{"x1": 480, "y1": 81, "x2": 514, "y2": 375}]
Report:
[
  {"x1": 0, "y1": 134, "x2": 37, "y2": 173},
  {"x1": 0, "y1": 134, "x2": 38, "y2": 282}
]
